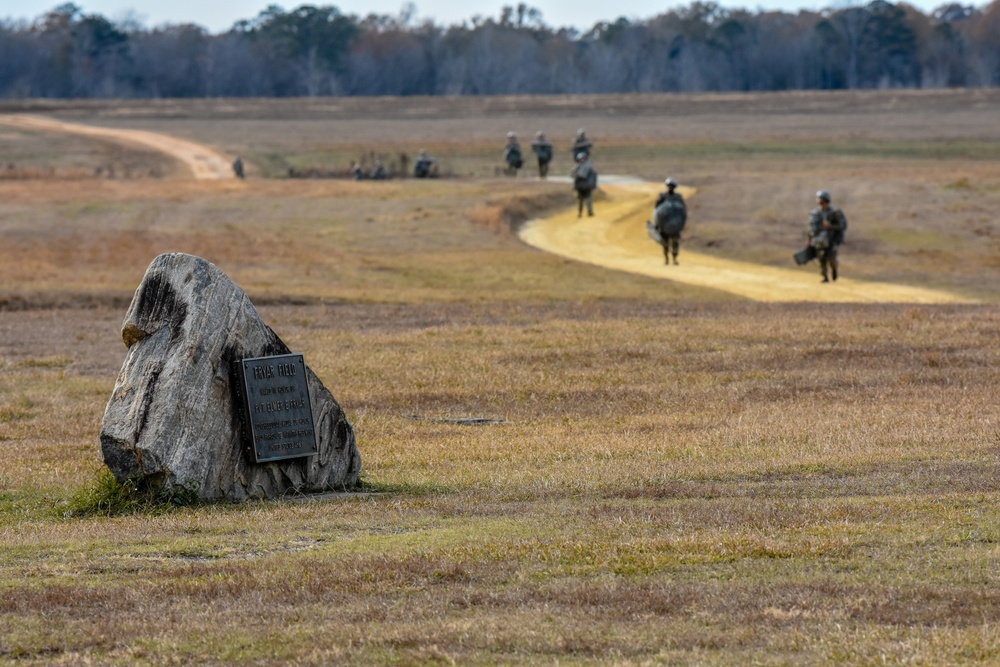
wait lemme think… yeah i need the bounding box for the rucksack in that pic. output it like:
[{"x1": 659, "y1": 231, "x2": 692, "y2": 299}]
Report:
[
  {"x1": 835, "y1": 211, "x2": 848, "y2": 244},
  {"x1": 506, "y1": 146, "x2": 523, "y2": 168},
  {"x1": 654, "y1": 199, "x2": 687, "y2": 235},
  {"x1": 575, "y1": 166, "x2": 597, "y2": 191}
]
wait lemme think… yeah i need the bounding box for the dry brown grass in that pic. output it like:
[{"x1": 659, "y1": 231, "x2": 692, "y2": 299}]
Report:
[{"x1": 2, "y1": 91, "x2": 1000, "y2": 665}]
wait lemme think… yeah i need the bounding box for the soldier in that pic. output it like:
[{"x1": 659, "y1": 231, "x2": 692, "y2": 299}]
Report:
[
  {"x1": 570, "y1": 128, "x2": 593, "y2": 158},
  {"x1": 503, "y1": 132, "x2": 523, "y2": 176},
  {"x1": 653, "y1": 177, "x2": 687, "y2": 265},
  {"x1": 370, "y1": 160, "x2": 387, "y2": 180},
  {"x1": 808, "y1": 189, "x2": 848, "y2": 282},
  {"x1": 531, "y1": 131, "x2": 553, "y2": 178},
  {"x1": 414, "y1": 149, "x2": 436, "y2": 178},
  {"x1": 350, "y1": 161, "x2": 365, "y2": 180},
  {"x1": 571, "y1": 152, "x2": 597, "y2": 218},
  {"x1": 231, "y1": 156, "x2": 245, "y2": 179}
]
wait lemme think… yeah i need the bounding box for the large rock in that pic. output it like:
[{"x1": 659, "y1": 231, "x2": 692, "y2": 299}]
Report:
[{"x1": 100, "y1": 252, "x2": 361, "y2": 500}]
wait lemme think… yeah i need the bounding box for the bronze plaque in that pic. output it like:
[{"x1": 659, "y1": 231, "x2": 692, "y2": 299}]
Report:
[{"x1": 236, "y1": 354, "x2": 318, "y2": 463}]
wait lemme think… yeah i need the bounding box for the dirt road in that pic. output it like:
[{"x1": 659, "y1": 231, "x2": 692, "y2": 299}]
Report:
[
  {"x1": 520, "y1": 181, "x2": 976, "y2": 304},
  {"x1": 0, "y1": 114, "x2": 234, "y2": 180},
  {"x1": 0, "y1": 114, "x2": 980, "y2": 303}
]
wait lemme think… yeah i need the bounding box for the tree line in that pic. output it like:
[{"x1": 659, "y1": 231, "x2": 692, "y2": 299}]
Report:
[{"x1": 1, "y1": 0, "x2": 999, "y2": 98}]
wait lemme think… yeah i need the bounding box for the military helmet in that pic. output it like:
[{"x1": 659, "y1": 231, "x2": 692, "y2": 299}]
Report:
[
  {"x1": 577, "y1": 128, "x2": 586, "y2": 137},
  {"x1": 665, "y1": 177, "x2": 678, "y2": 187},
  {"x1": 507, "y1": 131, "x2": 516, "y2": 138},
  {"x1": 816, "y1": 189, "x2": 831, "y2": 202},
  {"x1": 536, "y1": 131, "x2": 545, "y2": 139}
]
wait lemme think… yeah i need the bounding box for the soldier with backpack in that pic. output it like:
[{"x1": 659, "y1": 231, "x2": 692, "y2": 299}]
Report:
[
  {"x1": 232, "y1": 156, "x2": 245, "y2": 179},
  {"x1": 531, "y1": 131, "x2": 553, "y2": 178},
  {"x1": 571, "y1": 152, "x2": 597, "y2": 217},
  {"x1": 807, "y1": 189, "x2": 848, "y2": 282},
  {"x1": 414, "y1": 149, "x2": 436, "y2": 178},
  {"x1": 504, "y1": 132, "x2": 523, "y2": 176},
  {"x1": 370, "y1": 160, "x2": 387, "y2": 180},
  {"x1": 571, "y1": 128, "x2": 593, "y2": 158},
  {"x1": 651, "y1": 177, "x2": 687, "y2": 265}
]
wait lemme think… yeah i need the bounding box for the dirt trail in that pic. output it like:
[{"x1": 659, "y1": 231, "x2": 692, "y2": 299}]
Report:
[
  {"x1": 520, "y1": 181, "x2": 976, "y2": 304},
  {"x1": 0, "y1": 114, "x2": 980, "y2": 304},
  {"x1": 0, "y1": 114, "x2": 234, "y2": 180}
]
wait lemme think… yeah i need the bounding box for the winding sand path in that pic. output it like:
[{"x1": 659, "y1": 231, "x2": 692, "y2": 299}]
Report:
[
  {"x1": 0, "y1": 114, "x2": 234, "y2": 180},
  {"x1": 0, "y1": 114, "x2": 981, "y2": 303},
  {"x1": 520, "y1": 180, "x2": 975, "y2": 304}
]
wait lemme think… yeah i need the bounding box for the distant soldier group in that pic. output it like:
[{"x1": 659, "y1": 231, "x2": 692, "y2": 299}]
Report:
[
  {"x1": 503, "y1": 129, "x2": 572, "y2": 180},
  {"x1": 496, "y1": 127, "x2": 601, "y2": 217},
  {"x1": 325, "y1": 130, "x2": 851, "y2": 283},
  {"x1": 350, "y1": 160, "x2": 388, "y2": 180},
  {"x1": 641, "y1": 175, "x2": 852, "y2": 282},
  {"x1": 498, "y1": 127, "x2": 591, "y2": 176},
  {"x1": 339, "y1": 150, "x2": 435, "y2": 181}
]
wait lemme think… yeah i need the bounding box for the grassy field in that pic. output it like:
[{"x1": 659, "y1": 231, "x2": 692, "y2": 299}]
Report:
[{"x1": 1, "y1": 91, "x2": 1000, "y2": 665}]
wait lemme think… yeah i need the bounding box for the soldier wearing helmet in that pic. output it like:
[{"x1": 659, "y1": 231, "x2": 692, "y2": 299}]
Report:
[
  {"x1": 503, "y1": 132, "x2": 523, "y2": 176},
  {"x1": 531, "y1": 131, "x2": 553, "y2": 178},
  {"x1": 414, "y1": 149, "x2": 436, "y2": 178},
  {"x1": 232, "y1": 155, "x2": 245, "y2": 179},
  {"x1": 571, "y1": 151, "x2": 597, "y2": 217},
  {"x1": 807, "y1": 189, "x2": 848, "y2": 282},
  {"x1": 571, "y1": 128, "x2": 593, "y2": 158},
  {"x1": 370, "y1": 160, "x2": 387, "y2": 180},
  {"x1": 652, "y1": 177, "x2": 687, "y2": 265}
]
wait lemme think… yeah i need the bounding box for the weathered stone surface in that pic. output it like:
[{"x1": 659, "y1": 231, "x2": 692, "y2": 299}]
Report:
[{"x1": 100, "y1": 252, "x2": 361, "y2": 500}]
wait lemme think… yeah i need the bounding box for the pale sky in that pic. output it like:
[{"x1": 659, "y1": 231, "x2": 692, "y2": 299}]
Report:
[{"x1": 0, "y1": 0, "x2": 954, "y2": 33}]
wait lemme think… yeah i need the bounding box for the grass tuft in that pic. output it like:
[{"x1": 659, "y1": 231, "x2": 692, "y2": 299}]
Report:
[{"x1": 67, "y1": 468, "x2": 203, "y2": 517}]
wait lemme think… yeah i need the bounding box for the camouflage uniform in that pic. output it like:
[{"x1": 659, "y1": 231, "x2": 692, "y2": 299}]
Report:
[
  {"x1": 571, "y1": 129, "x2": 593, "y2": 158},
  {"x1": 414, "y1": 150, "x2": 435, "y2": 178},
  {"x1": 531, "y1": 131, "x2": 553, "y2": 178},
  {"x1": 370, "y1": 161, "x2": 387, "y2": 180},
  {"x1": 504, "y1": 133, "x2": 523, "y2": 176},
  {"x1": 654, "y1": 179, "x2": 686, "y2": 264},
  {"x1": 571, "y1": 153, "x2": 597, "y2": 217},
  {"x1": 808, "y1": 190, "x2": 848, "y2": 282}
]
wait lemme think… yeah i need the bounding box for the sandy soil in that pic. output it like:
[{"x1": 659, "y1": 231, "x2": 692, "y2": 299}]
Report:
[
  {"x1": 520, "y1": 182, "x2": 977, "y2": 304},
  {"x1": 0, "y1": 114, "x2": 234, "y2": 180}
]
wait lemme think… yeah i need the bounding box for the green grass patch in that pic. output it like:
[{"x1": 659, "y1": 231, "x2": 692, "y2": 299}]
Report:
[{"x1": 67, "y1": 469, "x2": 203, "y2": 517}]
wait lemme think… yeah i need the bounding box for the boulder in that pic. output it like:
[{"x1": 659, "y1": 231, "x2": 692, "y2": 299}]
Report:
[{"x1": 100, "y1": 252, "x2": 361, "y2": 500}]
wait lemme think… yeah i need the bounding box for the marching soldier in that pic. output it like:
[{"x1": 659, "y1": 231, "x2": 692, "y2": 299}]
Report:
[
  {"x1": 531, "y1": 131, "x2": 553, "y2": 178},
  {"x1": 232, "y1": 156, "x2": 245, "y2": 179},
  {"x1": 571, "y1": 152, "x2": 597, "y2": 217},
  {"x1": 808, "y1": 189, "x2": 848, "y2": 282},
  {"x1": 503, "y1": 132, "x2": 523, "y2": 176},
  {"x1": 571, "y1": 128, "x2": 593, "y2": 158},
  {"x1": 653, "y1": 178, "x2": 687, "y2": 265}
]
